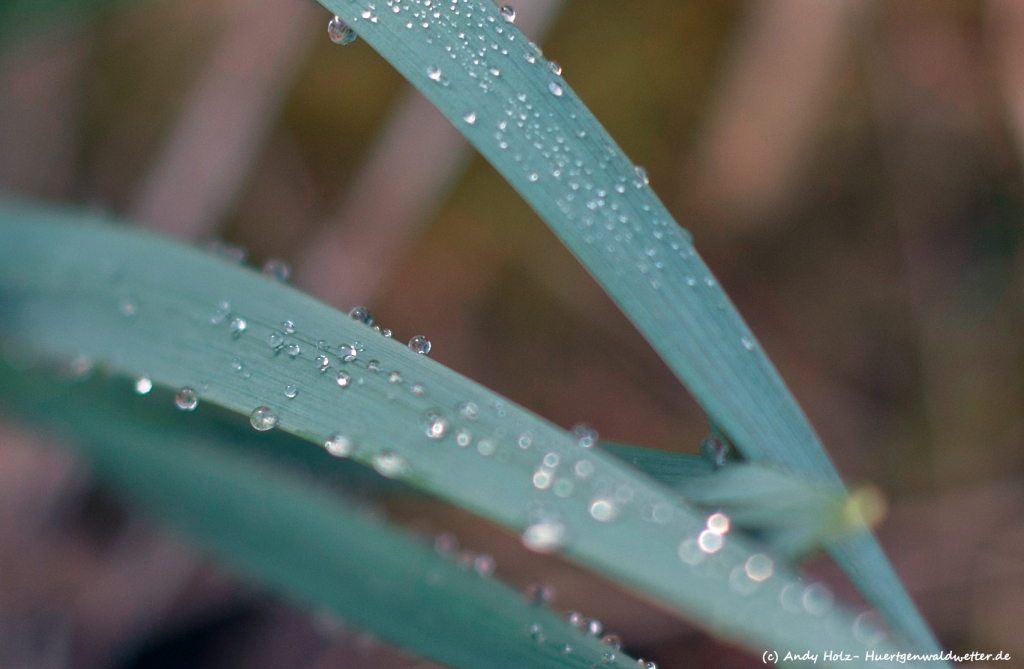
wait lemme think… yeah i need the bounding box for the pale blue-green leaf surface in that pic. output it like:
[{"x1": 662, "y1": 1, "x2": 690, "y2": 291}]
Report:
[
  {"x1": 0, "y1": 206, "x2": 931, "y2": 665},
  {"x1": 311, "y1": 0, "x2": 939, "y2": 654}
]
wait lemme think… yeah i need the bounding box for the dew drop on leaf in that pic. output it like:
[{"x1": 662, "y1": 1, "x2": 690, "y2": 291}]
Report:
[
  {"x1": 261, "y1": 258, "x2": 290, "y2": 282},
  {"x1": 521, "y1": 519, "x2": 566, "y2": 553},
  {"x1": 134, "y1": 376, "x2": 152, "y2": 395},
  {"x1": 499, "y1": 4, "x2": 515, "y2": 22},
  {"x1": 324, "y1": 433, "x2": 353, "y2": 457},
  {"x1": 335, "y1": 371, "x2": 351, "y2": 387},
  {"x1": 408, "y1": 335, "x2": 431, "y2": 354},
  {"x1": 284, "y1": 384, "x2": 298, "y2": 399},
  {"x1": 175, "y1": 387, "x2": 198, "y2": 411},
  {"x1": 328, "y1": 16, "x2": 357, "y2": 44},
  {"x1": 250, "y1": 406, "x2": 278, "y2": 431}
]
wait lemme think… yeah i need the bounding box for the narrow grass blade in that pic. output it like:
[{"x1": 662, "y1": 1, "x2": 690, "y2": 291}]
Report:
[
  {"x1": 0, "y1": 369, "x2": 627, "y2": 669},
  {"x1": 0, "y1": 205, "x2": 935, "y2": 665},
  {"x1": 311, "y1": 0, "x2": 939, "y2": 653}
]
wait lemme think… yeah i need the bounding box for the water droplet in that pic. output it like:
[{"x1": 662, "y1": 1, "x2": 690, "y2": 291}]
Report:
[
  {"x1": 426, "y1": 65, "x2": 443, "y2": 81},
  {"x1": 328, "y1": 16, "x2": 357, "y2": 44},
  {"x1": 741, "y1": 336, "x2": 755, "y2": 351},
  {"x1": 645, "y1": 662, "x2": 658, "y2": 669},
  {"x1": 707, "y1": 512, "x2": 730, "y2": 535},
  {"x1": 701, "y1": 435, "x2": 729, "y2": 468},
  {"x1": 587, "y1": 619, "x2": 603, "y2": 636},
  {"x1": 282, "y1": 320, "x2": 296, "y2": 334},
  {"x1": 336, "y1": 371, "x2": 351, "y2": 387},
  {"x1": 228, "y1": 317, "x2": 247, "y2": 337},
  {"x1": 261, "y1": 258, "x2": 291, "y2": 282},
  {"x1": 525, "y1": 583, "x2": 554, "y2": 606},
  {"x1": 411, "y1": 383, "x2": 426, "y2": 396},
  {"x1": 250, "y1": 406, "x2": 278, "y2": 431},
  {"x1": 269, "y1": 332, "x2": 285, "y2": 349},
  {"x1": 408, "y1": 335, "x2": 431, "y2": 354},
  {"x1": 532, "y1": 468, "x2": 553, "y2": 489},
  {"x1": 548, "y1": 60, "x2": 561, "y2": 75},
  {"x1": 517, "y1": 433, "x2": 533, "y2": 449},
  {"x1": 422, "y1": 410, "x2": 449, "y2": 439},
  {"x1": 339, "y1": 343, "x2": 359, "y2": 362},
  {"x1": 521, "y1": 519, "x2": 566, "y2": 553},
  {"x1": 388, "y1": 371, "x2": 403, "y2": 384},
  {"x1": 314, "y1": 354, "x2": 331, "y2": 372},
  {"x1": 528, "y1": 172, "x2": 539, "y2": 181},
  {"x1": 211, "y1": 301, "x2": 231, "y2": 325},
  {"x1": 119, "y1": 297, "x2": 137, "y2": 317},
  {"x1": 175, "y1": 387, "x2": 198, "y2": 411},
  {"x1": 317, "y1": 339, "x2": 330, "y2": 351},
  {"x1": 573, "y1": 459, "x2": 594, "y2": 478},
  {"x1": 473, "y1": 554, "x2": 495, "y2": 576},
  {"x1": 542, "y1": 452, "x2": 559, "y2": 468},
  {"x1": 802, "y1": 584, "x2": 833, "y2": 617},
  {"x1": 463, "y1": 111, "x2": 477, "y2": 125},
  {"x1": 745, "y1": 553, "x2": 773, "y2": 582},
  {"x1": 366, "y1": 359, "x2": 381, "y2": 373},
  {"x1": 284, "y1": 384, "x2": 298, "y2": 399},
  {"x1": 499, "y1": 4, "x2": 515, "y2": 22},
  {"x1": 325, "y1": 433, "x2": 353, "y2": 457},
  {"x1": 566, "y1": 612, "x2": 584, "y2": 628},
  {"x1": 633, "y1": 165, "x2": 649, "y2": 187},
  {"x1": 134, "y1": 376, "x2": 152, "y2": 394},
  {"x1": 677, "y1": 538, "x2": 705, "y2": 565},
  {"x1": 286, "y1": 343, "x2": 301, "y2": 358},
  {"x1": 348, "y1": 306, "x2": 372, "y2": 323},
  {"x1": 602, "y1": 652, "x2": 616, "y2": 664},
  {"x1": 571, "y1": 423, "x2": 598, "y2": 448},
  {"x1": 697, "y1": 529, "x2": 723, "y2": 553},
  {"x1": 589, "y1": 498, "x2": 615, "y2": 522},
  {"x1": 455, "y1": 428, "x2": 472, "y2": 447},
  {"x1": 458, "y1": 401, "x2": 478, "y2": 420},
  {"x1": 380, "y1": 328, "x2": 392, "y2": 338},
  {"x1": 601, "y1": 634, "x2": 622, "y2": 650},
  {"x1": 373, "y1": 451, "x2": 407, "y2": 478},
  {"x1": 548, "y1": 81, "x2": 563, "y2": 97}
]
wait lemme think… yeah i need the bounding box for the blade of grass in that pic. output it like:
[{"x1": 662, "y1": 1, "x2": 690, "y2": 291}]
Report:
[
  {"x1": 309, "y1": 0, "x2": 939, "y2": 653},
  {"x1": 0, "y1": 205, "x2": 933, "y2": 664},
  {"x1": 0, "y1": 368, "x2": 633, "y2": 669}
]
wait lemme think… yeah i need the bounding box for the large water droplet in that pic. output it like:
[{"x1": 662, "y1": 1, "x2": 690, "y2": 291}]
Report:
[
  {"x1": 210, "y1": 301, "x2": 231, "y2": 325},
  {"x1": 315, "y1": 354, "x2": 331, "y2": 372},
  {"x1": 284, "y1": 384, "x2": 298, "y2": 399},
  {"x1": 408, "y1": 335, "x2": 431, "y2": 354},
  {"x1": 499, "y1": 4, "x2": 515, "y2": 22},
  {"x1": 463, "y1": 111, "x2": 477, "y2": 125},
  {"x1": 282, "y1": 320, "x2": 296, "y2": 334},
  {"x1": 261, "y1": 258, "x2": 291, "y2": 282},
  {"x1": 701, "y1": 435, "x2": 729, "y2": 468},
  {"x1": 427, "y1": 65, "x2": 443, "y2": 81},
  {"x1": 348, "y1": 306, "x2": 372, "y2": 324},
  {"x1": 134, "y1": 376, "x2": 152, "y2": 395},
  {"x1": 336, "y1": 371, "x2": 351, "y2": 387},
  {"x1": 250, "y1": 406, "x2": 278, "y2": 431},
  {"x1": 601, "y1": 634, "x2": 622, "y2": 650},
  {"x1": 548, "y1": 60, "x2": 561, "y2": 75},
  {"x1": 422, "y1": 410, "x2": 449, "y2": 439},
  {"x1": 175, "y1": 387, "x2": 198, "y2": 411},
  {"x1": 548, "y1": 82, "x2": 563, "y2": 97},
  {"x1": 328, "y1": 16, "x2": 357, "y2": 44},
  {"x1": 286, "y1": 343, "x2": 300, "y2": 358},
  {"x1": 325, "y1": 433, "x2": 353, "y2": 457},
  {"x1": 229, "y1": 317, "x2": 247, "y2": 337},
  {"x1": 373, "y1": 451, "x2": 407, "y2": 478},
  {"x1": 587, "y1": 619, "x2": 603, "y2": 636},
  {"x1": 269, "y1": 331, "x2": 285, "y2": 349},
  {"x1": 339, "y1": 343, "x2": 359, "y2": 362},
  {"x1": 589, "y1": 498, "x2": 615, "y2": 522},
  {"x1": 521, "y1": 519, "x2": 566, "y2": 553}
]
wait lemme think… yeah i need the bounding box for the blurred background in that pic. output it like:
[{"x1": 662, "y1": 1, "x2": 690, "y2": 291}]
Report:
[{"x1": 1, "y1": 0, "x2": 1023, "y2": 666}]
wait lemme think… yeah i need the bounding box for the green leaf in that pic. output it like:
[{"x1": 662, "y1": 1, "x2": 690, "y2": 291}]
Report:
[
  {"x1": 1, "y1": 367, "x2": 625, "y2": 669},
  {"x1": 0, "y1": 206, "x2": 931, "y2": 666},
  {"x1": 601, "y1": 443, "x2": 871, "y2": 558},
  {"x1": 311, "y1": 0, "x2": 939, "y2": 653}
]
